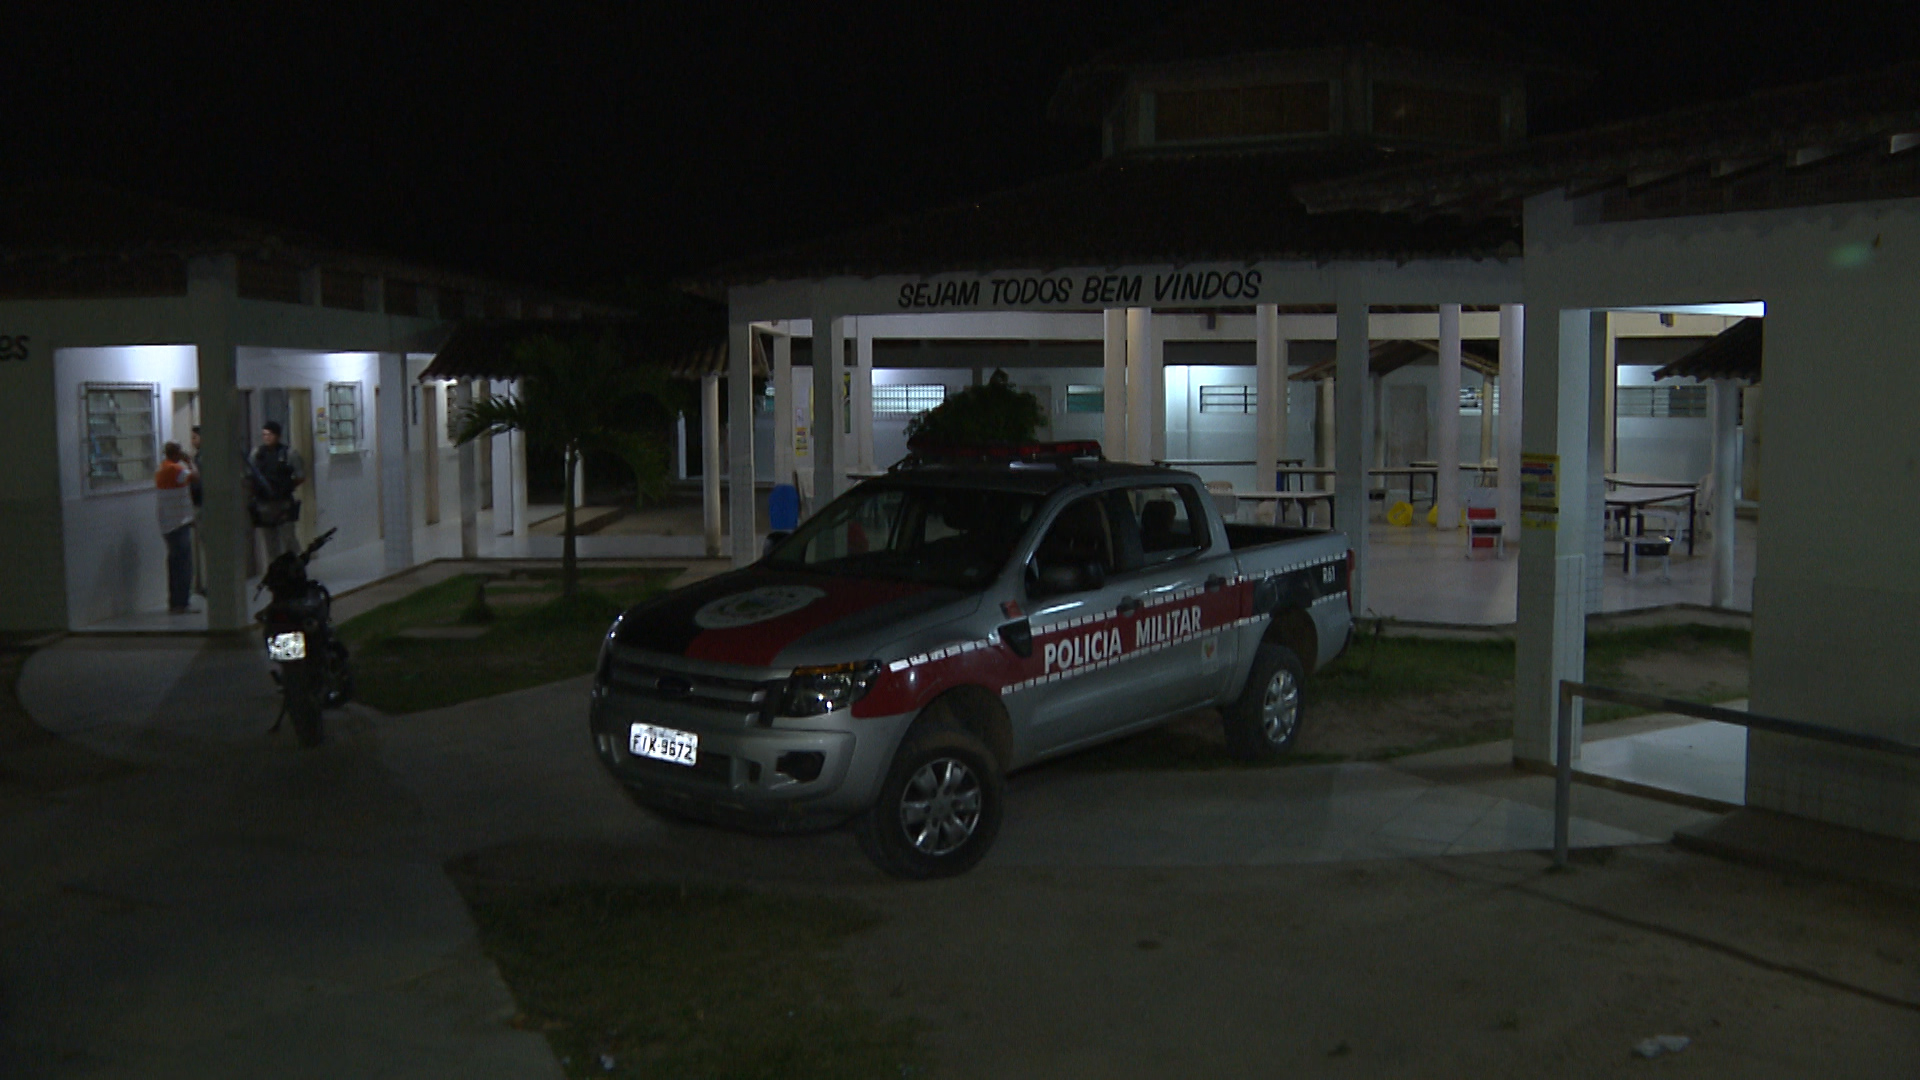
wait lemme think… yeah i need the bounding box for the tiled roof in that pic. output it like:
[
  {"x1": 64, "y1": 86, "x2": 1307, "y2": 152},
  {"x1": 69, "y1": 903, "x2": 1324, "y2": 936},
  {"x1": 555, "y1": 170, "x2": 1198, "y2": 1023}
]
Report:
[
  {"x1": 1654, "y1": 318, "x2": 1761, "y2": 383},
  {"x1": 694, "y1": 146, "x2": 1521, "y2": 292},
  {"x1": 1049, "y1": 0, "x2": 1582, "y2": 125},
  {"x1": 1294, "y1": 63, "x2": 1920, "y2": 219},
  {"x1": 419, "y1": 315, "x2": 752, "y2": 382}
]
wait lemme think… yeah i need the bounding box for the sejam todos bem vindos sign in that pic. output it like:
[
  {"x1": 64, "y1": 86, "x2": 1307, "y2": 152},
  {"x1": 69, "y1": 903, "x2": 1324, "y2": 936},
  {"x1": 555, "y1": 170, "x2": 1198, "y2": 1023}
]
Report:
[
  {"x1": 891, "y1": 266, "x2": 1270, "y2": 311},
  {"x1": 760, "y1": 259, "x2": 1521, "y2": 318}
]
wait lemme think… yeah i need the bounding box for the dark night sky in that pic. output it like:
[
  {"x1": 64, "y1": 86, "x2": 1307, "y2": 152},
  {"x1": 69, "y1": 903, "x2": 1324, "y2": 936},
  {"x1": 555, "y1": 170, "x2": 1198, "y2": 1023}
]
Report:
[{"x1": 7, "y1": 1, "x2": 1917, "y2": 296}]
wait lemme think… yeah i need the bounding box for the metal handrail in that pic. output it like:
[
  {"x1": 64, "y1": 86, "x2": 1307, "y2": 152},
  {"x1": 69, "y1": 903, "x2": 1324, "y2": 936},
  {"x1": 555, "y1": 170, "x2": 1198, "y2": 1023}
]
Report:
[{"x1": 1553, "y1": 681, "x2": 1920, "y2": 867}]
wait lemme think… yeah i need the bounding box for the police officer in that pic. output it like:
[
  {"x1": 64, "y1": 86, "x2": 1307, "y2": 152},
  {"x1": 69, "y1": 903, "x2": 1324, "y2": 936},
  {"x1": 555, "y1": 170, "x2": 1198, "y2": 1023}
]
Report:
[{"x1": 250, "y1": 420, "x2": 307, "y2": 559}]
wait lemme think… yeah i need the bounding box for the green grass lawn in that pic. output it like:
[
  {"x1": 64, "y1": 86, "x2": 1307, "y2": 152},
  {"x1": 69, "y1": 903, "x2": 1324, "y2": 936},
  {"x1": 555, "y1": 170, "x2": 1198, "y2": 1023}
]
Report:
[
  {"x1": 1319, "y1": 622, "x2": 1749, "y2": 706},
  {"x1": 337, "y1": 568, "x2": 677, "y2": 714},
  {"x1": 465, "y1": 880, "x2": 922, "y2": 1080}
]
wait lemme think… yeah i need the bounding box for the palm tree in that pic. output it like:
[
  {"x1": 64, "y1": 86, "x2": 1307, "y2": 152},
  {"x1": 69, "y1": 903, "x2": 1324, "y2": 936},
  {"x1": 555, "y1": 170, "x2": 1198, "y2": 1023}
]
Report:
[{"x1": 452, "y1": 331, "x2": 680, "y2": 597}]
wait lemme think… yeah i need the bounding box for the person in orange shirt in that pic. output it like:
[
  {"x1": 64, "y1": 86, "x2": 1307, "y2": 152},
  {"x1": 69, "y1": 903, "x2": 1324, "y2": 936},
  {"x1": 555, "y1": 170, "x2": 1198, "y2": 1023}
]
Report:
[{"x1": 155, "y1": 441, "x2": 198, "y2": 614}]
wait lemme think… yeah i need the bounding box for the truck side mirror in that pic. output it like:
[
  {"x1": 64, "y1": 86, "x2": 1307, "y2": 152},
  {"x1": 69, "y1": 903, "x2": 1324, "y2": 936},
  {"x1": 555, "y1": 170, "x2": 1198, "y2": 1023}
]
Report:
[{"x1": 999, "y1": 619, "x2": 1033, "y2": 658}]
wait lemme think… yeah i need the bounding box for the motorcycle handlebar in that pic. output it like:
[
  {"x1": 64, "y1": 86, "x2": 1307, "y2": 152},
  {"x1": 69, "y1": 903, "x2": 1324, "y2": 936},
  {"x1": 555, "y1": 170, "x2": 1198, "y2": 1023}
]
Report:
[{"x1": 300, "y1": 527, "x2": 339, "y2": 563}]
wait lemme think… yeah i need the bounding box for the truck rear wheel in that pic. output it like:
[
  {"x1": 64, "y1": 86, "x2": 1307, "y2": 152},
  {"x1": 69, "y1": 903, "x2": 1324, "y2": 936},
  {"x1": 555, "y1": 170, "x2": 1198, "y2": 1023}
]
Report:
[
  {"x1": 855, "y1": 724, "x2": 1004, "y2": 879},
  {"x1": 1223, "y1": 641, "x2": 1304, "y2": 761}
]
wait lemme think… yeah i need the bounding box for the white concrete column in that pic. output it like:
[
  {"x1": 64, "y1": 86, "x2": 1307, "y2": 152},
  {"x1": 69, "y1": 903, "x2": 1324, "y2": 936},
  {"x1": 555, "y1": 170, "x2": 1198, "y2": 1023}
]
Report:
[
  {"x1": 852, "y1": 319, "x2": 875, "y2": 472},
  {"x1": 1371, "y1": 374, "x2": 1386, "y2": 469},
  {"x1": 187, "y1": 255, "x2": 248, "y2": 630},
  {"x1": 1497, "y1": 304, "x2": 1526, "y2": 540},
  {"x1": 1148, "y1": 320, "x2": 1167, "y2": 463},
  {"x1": 728, "y1": 321, "x2": 757, "y2": 566},
  {"x1": 455, "y1": 379, "x2": 479, "y2": 558},
  {"x1": 1512, "y1": 306, "x2": 1599, "y2": 767},
  {"x1": 572, "y1": 447, "x2": 586, "y2": 509},
  {"x1": 1435, "y1": 304, "x2": 1462, "y2": 528},
  {"x1": 1125, "y1": 308, "x2": 1153, "y2": 464},
  {"x1": 1479, "y1": 375, "x2": 1495, "y2": 465},
  {"x1": 1602, "y1": 317, "x2": 1619, "y2": 472},
  {"x1": 489, "y1": 380, "x2": 517, "y2": 535},
  {"x1": 673, "y1": 412, "x2": 687, "y2": 481},
  {"x1": 1334, "y1": 276, "x2": 1372, "y2": 611},
  {"x1": 1584, "y1": 314, "x2": 1612, "y2": 607},
  {"x1": 1102, "y1": 309, "x2": 1128, "y2": 459},
  {"x1": 377, "y1": 351, "x2": 415, "y2": 571},
  {"x1": 1254, "y1": 303, "x2": 1286, "y2": 496},
  {"x1": 810, "y1": 307, "x2": 845, "y2": 503},
  {"x1": 1710, "y1": 379, "x2": 1740, "y2": 608},
  {"x1": 701, "y1": 373, "x2": 722, "y2": 558},
  {"x1": 511, "y1": 400, "x2": 529, "y2": 541},
  {"x1": 1316, "y1": 378, "x2": 1335, "y2": 478},
  {"x1": 772, "y1": 331, "x2": 794, "y2": 485}
]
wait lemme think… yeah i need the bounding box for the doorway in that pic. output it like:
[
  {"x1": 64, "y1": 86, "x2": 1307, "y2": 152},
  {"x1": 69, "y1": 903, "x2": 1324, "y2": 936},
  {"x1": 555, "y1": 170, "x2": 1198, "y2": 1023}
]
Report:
[{"x1": 258, "y1": 387, "x2": 316, "y2": 546}]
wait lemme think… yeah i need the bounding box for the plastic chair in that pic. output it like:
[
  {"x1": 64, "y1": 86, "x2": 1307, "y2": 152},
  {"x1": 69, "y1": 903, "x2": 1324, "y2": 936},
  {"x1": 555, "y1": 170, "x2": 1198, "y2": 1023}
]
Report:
[
  {"x1": 1624, "y1": 533, "x2": 1673, "y2": 581},
  {"x1": 1464, "y1": 487, "x2": 1504, "y2": 559}
]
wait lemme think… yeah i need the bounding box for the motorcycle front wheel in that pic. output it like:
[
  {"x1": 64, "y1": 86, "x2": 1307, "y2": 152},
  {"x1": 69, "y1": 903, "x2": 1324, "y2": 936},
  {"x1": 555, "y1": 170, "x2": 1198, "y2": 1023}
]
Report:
[
  {"x1": 281, "y1": 662, "x2": 326, "y2": 748},
  {"x1": 323, "y1": 639, "x2": 354, "y2": 708}
]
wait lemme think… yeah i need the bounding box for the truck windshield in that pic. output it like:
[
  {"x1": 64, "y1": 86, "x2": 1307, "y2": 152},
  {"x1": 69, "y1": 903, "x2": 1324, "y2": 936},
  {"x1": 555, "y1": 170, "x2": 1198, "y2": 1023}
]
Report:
[{"x1": 763, "y1": 484, "x2": 1040, "y2": 589}]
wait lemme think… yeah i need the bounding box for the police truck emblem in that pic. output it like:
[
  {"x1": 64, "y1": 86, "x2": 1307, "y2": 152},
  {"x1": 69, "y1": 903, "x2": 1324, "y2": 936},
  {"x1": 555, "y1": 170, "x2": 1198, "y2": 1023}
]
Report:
[{"x1": 693, "y1": 586, "x2": 826, "y2": 629}]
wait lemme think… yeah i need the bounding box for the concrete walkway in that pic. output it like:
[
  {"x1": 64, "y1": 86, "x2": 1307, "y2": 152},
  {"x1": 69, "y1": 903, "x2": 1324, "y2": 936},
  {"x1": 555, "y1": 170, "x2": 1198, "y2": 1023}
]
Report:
[{"x1": 5, "y1": 625, "x2": 1914, "y2": 1076}]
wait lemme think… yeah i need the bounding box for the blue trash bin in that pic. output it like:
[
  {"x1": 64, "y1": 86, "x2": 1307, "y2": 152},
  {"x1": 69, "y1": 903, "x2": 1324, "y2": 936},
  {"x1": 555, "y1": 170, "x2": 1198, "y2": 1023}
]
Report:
[{"x1": 769, "y1": 483, "x2": 800, "y2": 531}]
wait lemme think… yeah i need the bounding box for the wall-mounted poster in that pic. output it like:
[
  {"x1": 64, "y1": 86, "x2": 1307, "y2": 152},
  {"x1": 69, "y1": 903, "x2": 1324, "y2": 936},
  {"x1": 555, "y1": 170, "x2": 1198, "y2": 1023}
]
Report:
[{"x1": 1520, "y1": 452, "x2": 1559, "y2": 531}]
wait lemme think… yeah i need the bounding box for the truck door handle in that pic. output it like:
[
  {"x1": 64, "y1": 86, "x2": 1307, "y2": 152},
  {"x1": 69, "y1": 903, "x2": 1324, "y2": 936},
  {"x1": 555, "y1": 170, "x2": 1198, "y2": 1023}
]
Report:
[
  {"x1": 1205, "y1": 574, "x2": 1228, "y2": 592},
  {"x1": 1116, "y1": 595, "x2": 1141, "y2": 615}
]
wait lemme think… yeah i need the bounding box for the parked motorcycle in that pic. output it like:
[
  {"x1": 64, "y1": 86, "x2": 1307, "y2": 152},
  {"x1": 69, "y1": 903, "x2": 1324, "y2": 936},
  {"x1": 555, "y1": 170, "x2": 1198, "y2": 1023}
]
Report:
[{"x1": 257, "y1": 527, "x2": 353, "y2": 747}]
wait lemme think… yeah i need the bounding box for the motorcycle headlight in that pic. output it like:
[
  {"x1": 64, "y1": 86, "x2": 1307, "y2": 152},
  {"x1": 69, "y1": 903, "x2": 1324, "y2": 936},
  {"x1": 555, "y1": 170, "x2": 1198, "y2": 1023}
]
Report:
[{"x1": 779, "y1": 661, "x2": 882, "y2": 716}]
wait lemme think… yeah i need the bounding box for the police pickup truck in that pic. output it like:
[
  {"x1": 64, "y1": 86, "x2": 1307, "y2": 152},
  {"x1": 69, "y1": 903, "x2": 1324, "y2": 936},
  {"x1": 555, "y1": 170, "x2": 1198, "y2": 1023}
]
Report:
[{"x1": 590, "y1": 442, "x2": 1352, "y2": 878}]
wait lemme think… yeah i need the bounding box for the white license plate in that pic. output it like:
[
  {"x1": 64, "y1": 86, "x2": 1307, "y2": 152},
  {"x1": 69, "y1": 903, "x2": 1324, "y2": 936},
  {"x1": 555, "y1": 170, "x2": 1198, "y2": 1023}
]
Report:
[
  {"x1": 629, "y1": 723, "x2": 698, "y2": 766},
  {"x1": 268, "y1": 631, "x2": 307, "y2": 661}
]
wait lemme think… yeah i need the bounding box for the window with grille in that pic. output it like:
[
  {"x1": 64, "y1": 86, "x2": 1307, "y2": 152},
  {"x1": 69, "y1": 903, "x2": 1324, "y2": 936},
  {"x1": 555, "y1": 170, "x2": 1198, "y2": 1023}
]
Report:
[
  {"x1": 1198, "y1": 385, "x2": 1256, "y2": 414},
  {"x1": 327, "y1": 382, "x2": 364, "y2": 453},
  {"x1": 82, "y1": 382, "x2": 159, "y2": 493},
  {"x1": 874, "y1": 384, "x2": 946, "y2": 417},
  {"x1": 1616, "y1": 385, "x2": 1708, "y2": 418},
  {"x1": 1065, "y1": 384, "x2": 1104, "y2": 414}
]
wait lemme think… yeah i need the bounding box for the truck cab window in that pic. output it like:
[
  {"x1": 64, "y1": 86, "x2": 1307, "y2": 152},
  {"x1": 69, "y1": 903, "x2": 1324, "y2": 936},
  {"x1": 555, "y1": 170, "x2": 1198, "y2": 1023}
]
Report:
[{"x1": 1128, "y1": 484, "x2": 1209, "y2": 564}]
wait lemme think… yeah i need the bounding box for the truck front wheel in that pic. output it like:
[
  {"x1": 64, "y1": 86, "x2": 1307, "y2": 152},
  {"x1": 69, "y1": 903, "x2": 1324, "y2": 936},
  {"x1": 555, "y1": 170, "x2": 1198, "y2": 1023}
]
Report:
[
  {"x1": 855, "y1": 724, "x2": 1004, "y2": 879},
  {"x1": 1223, "y1": 641, "x2": 1305, "y2": 760}
]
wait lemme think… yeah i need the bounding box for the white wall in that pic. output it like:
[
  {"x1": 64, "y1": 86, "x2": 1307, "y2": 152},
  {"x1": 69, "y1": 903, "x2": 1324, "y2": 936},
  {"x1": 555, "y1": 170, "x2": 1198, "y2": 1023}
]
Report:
[
  {"x1": 237, "y1": 348, "x2": 385, "y2": 555},
  {"x1": 1523, "y1": 190, "x2": 1920, "y2": 841},
  {"x1": 1613, "y1": 365, "x2": 1713, "y2": 481},
  {"x1": 55, "y1": 345, "x2": 200, "y2": 626}
]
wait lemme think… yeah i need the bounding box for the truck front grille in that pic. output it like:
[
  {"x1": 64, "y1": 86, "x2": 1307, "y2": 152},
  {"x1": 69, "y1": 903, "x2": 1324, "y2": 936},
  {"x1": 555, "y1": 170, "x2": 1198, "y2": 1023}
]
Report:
[{"x1": 605, "y1": 651, "x2": 780, "y2": 726}]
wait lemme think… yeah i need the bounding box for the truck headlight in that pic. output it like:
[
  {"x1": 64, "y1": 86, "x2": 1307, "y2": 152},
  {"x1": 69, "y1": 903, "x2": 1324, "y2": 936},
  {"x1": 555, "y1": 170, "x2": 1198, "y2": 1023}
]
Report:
[{"x1": 780, "y1": 661, "x2": 882, "y2": 716}]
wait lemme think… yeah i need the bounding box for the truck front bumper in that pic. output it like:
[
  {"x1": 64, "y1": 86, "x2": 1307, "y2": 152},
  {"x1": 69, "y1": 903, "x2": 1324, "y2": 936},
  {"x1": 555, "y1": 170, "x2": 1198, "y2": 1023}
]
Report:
[{"x1": 590, "y1": 691, "x2": 914, "y2": 833}]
